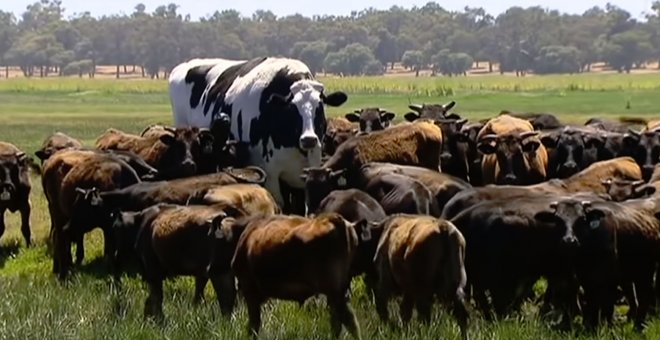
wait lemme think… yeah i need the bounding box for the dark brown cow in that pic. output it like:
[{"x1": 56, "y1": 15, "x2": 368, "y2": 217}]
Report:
[
  {"x1": 345, "y1": 108, "x2": 396, "y2": 133},
  {"x1": 404, "y1": 101, "x2": 458, "y2": 122},
  {"x1": 209, "y1": 213, "x2": 372, "y2": 339},
  {"x1": 478, "y1": 114, "x2": 548, "y2": 185},
  {"x1": 42, "y1": 149, "x2": 141, "y2": 279},
  {"x1": 95, "y1": 127, "x2": 214, "y2": 179},
  {"x1": 112, "y1": 204, "x2": 237, "y2": 320},
  {"x1": 316, "y1": 189, "x2": 386, "y2": 224},
  {"x1": 83, "y1": 166, "x2": 267, "y2": 213},
  {"x1": 435, "y1": 118, "x2": 470, "y2": 180},
  {"x1": 373, "y1": 214, "x2": 468, "y2": 339},
  {"x1": 0, "y1": 142, "x2": 33, "y2": 247},
  {"x1": 623, "y1": 128, "x2": 660, "y2": 181},
  {"x1": 364, "y1": 172, "x2": 441, "y2": 217},
  {"x1": 359, "y1": 162, "x2": 471, "y2": 211},
  {"x1": 452, "y1": 195, "x2": 617, "y2": 330},
  {"x1": 442, "y1": 157, "x2": 642, "y2": 219},
  {"x1": 318, "y1": 121, "x2": 443, "y2": 184}
]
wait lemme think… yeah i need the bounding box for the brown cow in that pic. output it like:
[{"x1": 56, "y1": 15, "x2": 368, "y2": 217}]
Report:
[
  {"x1": 209, "y1": 213, "x2": 372, "y2": 339},
  {"x1": 0, "y1": 142, "x2": 33, "y2": 247},
  {"x1": 186, "y1": 183, "x2": 280, "y2": 216},
  {"x1": 319, "y1": 121, "x2": 443, "y2": 184},
  {"x1": 87, "y1": 166, "x2": 267, "y2": 213},
  {"x1": 442, "y1": 157, "x2": 642, "y2": 219},
  {"x1": 42, "y1": 149, "x2": 141, "y2": 279},
  {"x1": 373, "y1": 214, "x2": 468, "y2": 339},
  {"x1": 601, "y1": 178, "x2": 651, "y2": 202},
  {"x1": 95, "y1": 127, "x2": 214, "y2": 179},
  {"x1": 323, "y1": 117, "x2": 358, "y2": 156},
  {"x1": 34, "y1": 132, "x2": 83, "y2": 163},
  {"x1": 345, "y1": 108, "x2": 396, "y2": 133},
  {"x1": 478, "y1": 114, "x2": 548, "y2": 185},
  {"x1": 112, "y1": 204, "x2": 237, "y2": 320}
]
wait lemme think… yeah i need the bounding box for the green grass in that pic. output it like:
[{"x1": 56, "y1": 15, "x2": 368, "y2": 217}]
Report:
[{"x1": 0, "y1": 74, "x2": 659, "y2": 339}]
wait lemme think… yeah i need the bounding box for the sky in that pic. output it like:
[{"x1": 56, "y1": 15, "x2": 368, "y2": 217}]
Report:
[{"x1": 2, "y1": 0, "x2": 656, "y2": 20}]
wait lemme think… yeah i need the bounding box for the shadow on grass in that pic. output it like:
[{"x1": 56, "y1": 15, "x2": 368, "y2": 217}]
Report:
[
  {"x1": 75, "y1": 256, "x2": 143, "y2": 280},
  {"x1": 0, "y1": 242, "x2": 21, "y2": 269}
]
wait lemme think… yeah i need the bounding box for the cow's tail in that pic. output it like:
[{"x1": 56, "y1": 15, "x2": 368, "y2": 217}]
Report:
[{"x1": 443, "y1": 223, "x2": 469, "y2": 339}]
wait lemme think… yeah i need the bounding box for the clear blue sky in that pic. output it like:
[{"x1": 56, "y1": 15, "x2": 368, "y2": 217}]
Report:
[{"x1": 3, "y1": 0, "x2": 655, "y2": 20}]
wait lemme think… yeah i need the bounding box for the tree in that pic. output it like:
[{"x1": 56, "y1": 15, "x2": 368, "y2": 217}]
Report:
[
  {"x1": 293, "y1": 41, "x2": 328, "y2": 76},
  {"x1": 0, "y1": 11, "x2": 18, "y2": 77},
  {"x1": 433, "y1": 50, "x2": 474, "y2": 76},
  {"x1": 401, "y1": 50, "x2": 425, "y2": 76},
  {"x1": 601, "y1": 29, "x2": 653, "y2": 72},
  {"x1": 533, "y1": 45, "x2": 581, "y2": 74}
]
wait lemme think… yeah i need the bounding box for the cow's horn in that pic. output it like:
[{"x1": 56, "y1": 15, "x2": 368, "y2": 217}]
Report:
[
  {"x1": 581, "y1": 201, "x2": 592, "y2": 209},
  {"x1": 478, "y1": 134, "x2": 498, "y2": 143},
  {"x1": 519, "y1": 131, "x2": 539, "y2": 140}
]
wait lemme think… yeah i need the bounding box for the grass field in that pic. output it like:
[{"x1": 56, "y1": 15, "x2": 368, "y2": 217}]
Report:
[{"x1": 0, "y1": 73, "x2": 659, "y2": 339}]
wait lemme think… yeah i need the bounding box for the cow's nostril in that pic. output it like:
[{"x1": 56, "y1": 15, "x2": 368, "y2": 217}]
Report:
[{"x1": 300, "y1": 136, "x2": 318, "y2": 149}]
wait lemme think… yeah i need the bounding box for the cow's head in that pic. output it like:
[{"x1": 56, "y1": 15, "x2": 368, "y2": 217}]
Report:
[
  {"x1": 268, "y1": 80, "x2": 347, "y2": 151},
  {"x1": 623, "y1": 129, "x2": 660, "y2": 181},
  {"x1": 35, "y1": 132, "x2": 82, "y2": 164},
  {"x1": 404, "y1": 101, "x2": 457, "y2": 122},
  {"x1": 322, "y1": 128, "x2": 358, "y2": 156},
  {"x1": 601, "y1": 178, "x2": 653, "y2": 201},
  {"x1": 435, "y1": 118, "x2": 469, "y2": 176},
  {"x1": 301, "y1": 167, "x2": 346, "y2": 213},
  {"x1": 478, "y1": 131, "x2": 542, "y2": 185},
  {"x1": 0, "y1": 153, "x2": 25, "y2": 203},
  {"x1": 541, "y1": 128, "x2": 591, "y2": 178},
  {"x1": 534, "y1": 199, "x2": 607, "y2": 252},
  {"x1": 345, "y1": 108, "x2": 396, "y2": 134},
  {"x1": 157, "y1": 127, "x2": 215, "y2": 178}
]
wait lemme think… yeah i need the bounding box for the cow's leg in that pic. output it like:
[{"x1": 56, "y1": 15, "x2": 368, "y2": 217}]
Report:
[
  {"x1": 19, "y1": 201, "x2": 31, "y2": 247},
  {"x1": 210, "y1": 273, "x2": 236, "y2": 316},
  {"x1": 74, "y1": 232, "x2": 84, "y2": 266},
  {"x1": 0, "y1": 209, "x2": 5, "y2": 242},
  {"x1": 415, "y1": 291, "x2": 433, "y2": 324},
  {"x1": 399, "y1": 292, "x2": 414, "y2": 324},
  {"x1": 634, "y1": 267, "x2": 655, "y2": 331},
  {"x1": 452, "y1": 286, "x2": 470, "y2": 340},
  {"x1": 144, "y1": 278, "x2": 164, "y2": 322},
  {"x1": 328, "y1": 292, "x2": 361, "y2": 340},
  {"x1": 193, "y1": 276, "x2": 207, "y2": 305},
  {"x1": 56, "y1": 226, "x2": 73, "y2": 281},
  {"x1": 102, "y1": 227, "x2": 114, "y2": 264},
  {"x1": 245, "y1": 295, "x2": 263, "y2": 339}
]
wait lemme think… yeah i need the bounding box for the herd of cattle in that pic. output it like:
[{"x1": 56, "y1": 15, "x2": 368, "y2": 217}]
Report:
[{"x1": 3, "y1": 57, "x2": 660, "y2": 338}]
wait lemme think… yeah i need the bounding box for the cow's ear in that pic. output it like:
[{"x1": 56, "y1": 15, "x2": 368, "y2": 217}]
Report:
[
  {"x1": 534, "y1": 211, "x2": 557, "y2": 224},
  {"x1": 635, "y1": 184, "x2": 656, "y2": 197},
  {"x1": 381, "y1": 112, "x2": 396, "y2": 122},
  {"x1": 322, "y1": 92, "x2": 348, "y2": 107},
  {"x1": 477, "y1": 141, "x2": 496, "y2": 155},
  {"x1": 344, "y1": 113, "x2": 360, "y2": 122},
  {"x1": 404, "y1": 112, "x2": 419, "y2": 122},
  {"x1": 522, "y1": 140, "x2": 540, "y2": 153},
  {"x1": 623, "y1": 133, "x2": 640, "y2": 147},
  {"x1": 34, "y1": 150, "x2": 48, "y2": 161},
  {"x1": 159, "y1": 134, "x2": 176, "y2": 146},
  {"x1": 443, "y1": 101, "x2": 456, "y2": 112},
  {"x1": 540, "y1": 135, "x2": 558, "y2": 148},
  {"x1": 586, "y1": 209, "x2": 605, "y2": 229},
  {"x1": 445, "y1": 113, "x2": 462, "y2": 120}
]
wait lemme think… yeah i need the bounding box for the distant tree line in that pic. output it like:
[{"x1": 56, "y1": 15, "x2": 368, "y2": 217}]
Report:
[{"x1": 2, "y1": 0, "x2": 660, "y2": 78}]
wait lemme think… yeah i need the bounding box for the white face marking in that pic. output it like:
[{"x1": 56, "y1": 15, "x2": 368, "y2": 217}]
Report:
[
  {"x1": 1, "y1": 190, "x2": 10, "y2": 201},
  {"x1": 365, "y1": 121, "x2": 373, "y2": 133},
  {"x1": 291, "y1": 81, "x2": 323, "y2": 149}
]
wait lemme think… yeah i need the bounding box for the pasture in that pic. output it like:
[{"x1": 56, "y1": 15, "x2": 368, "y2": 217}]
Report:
[{"x1": 1, "y1": 73, "x2": 659, "y2": 339}]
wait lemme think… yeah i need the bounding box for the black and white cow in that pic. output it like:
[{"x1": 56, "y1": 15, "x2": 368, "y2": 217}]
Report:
[{"x1": 168, "y1": 57, "x2": 348, "y2": 212}]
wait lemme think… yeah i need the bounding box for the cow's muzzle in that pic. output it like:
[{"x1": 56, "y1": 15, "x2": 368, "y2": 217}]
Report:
[
  {"x1": 300, "y1": 136, "x2": 319, "y2": 150},
  {"x1": 0, "y1": 184, "x2": 14, "y2": 202}
]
